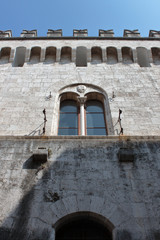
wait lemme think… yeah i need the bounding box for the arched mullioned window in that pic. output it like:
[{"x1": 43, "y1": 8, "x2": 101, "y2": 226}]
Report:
[
  {"x1": 58, "y1": 92, "x2": 107, "y2": 136},
  {"x1": 151, "y1": 47, "x2": 160, "y2": 65}
]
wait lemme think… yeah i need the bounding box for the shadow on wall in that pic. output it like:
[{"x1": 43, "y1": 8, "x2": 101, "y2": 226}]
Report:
[{"x1": 0, "y1": 140, "x2": 159, "y2": 240}]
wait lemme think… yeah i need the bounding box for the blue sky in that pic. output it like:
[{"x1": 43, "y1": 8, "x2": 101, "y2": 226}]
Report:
[{"x1": 0, "y1": 0, "x2": 160, "y2": 37}]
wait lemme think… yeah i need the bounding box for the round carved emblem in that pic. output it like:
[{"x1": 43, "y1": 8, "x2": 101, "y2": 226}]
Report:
[{"x1": 77, "y1": 85, "x2": 86, "y2": 93}]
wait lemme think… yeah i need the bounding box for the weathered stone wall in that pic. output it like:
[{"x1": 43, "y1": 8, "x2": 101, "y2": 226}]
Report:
[
  {"x1": 0, "y1": 39, "x2": 160, "y2": 136},
  {"x1": 0, "y1": 136, "x2": 160, "y2": 240}
]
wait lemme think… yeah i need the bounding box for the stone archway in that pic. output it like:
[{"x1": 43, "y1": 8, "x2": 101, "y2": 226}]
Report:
[{"x1": 54, "y1": 212, "x2": 113, "y2": 240}]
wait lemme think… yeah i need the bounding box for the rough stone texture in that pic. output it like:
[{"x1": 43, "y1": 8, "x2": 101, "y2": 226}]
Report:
[
  {"x1": 0, "y1": 37, "x2": 160, "y2": 240},
  {"x1": 0, "y1": 136, "x2": 159, "y2": 239},
  {"x1": 0, "y1": 39, "x2": 160, "y2": 136}
]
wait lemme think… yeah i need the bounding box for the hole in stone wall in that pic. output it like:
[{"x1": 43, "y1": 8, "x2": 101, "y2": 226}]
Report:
[
  {"x1": 13, "y1": 47, "x2": 26, "y2": 67},
  {"x1": 137, "y1": 47, "x2": 150, "y2": 67},
  {"x1": 76, "y1": 46, "x2": 87, "y2": 67},
  {"x1": 106, "y1": 47, "x2": 118, "y2": 64}
]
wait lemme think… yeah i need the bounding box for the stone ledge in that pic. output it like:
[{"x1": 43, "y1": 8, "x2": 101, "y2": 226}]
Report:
[
  {"x1": 0, "y1": 135, "x2": 160, "y2": 141},
  {"x1": 0, "y1": 37, "x2": 160, "y2": 41}
]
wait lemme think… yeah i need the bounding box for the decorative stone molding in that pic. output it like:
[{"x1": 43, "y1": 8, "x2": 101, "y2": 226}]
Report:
[
  {"x1": 73, "y1": 29, "x2": 88, "y2": 37},
  {"x1": 99, "y1": 29, "x2": 114, "y2": 37},
  {"x1": 149, "y1": 30, "x2": 160, "y2": 38},
  {"x1": 0, "y1": 30, "x2": 12, "y2": 38},
  {"x1": 47, "y1": 29, "x2": 62, "y2": 37},
  {"x1": 20, "y1": 30, "x2": 37, "y2": 37},
  {"x1": 123, "y1": 29, "x2": 141, "y2": 37},
  {"x1": 77, "y1": 85, "x2": 86, "y2": 94},
  {"x1": 77, "y1": 96, "x2": 87, "y2": 104}
]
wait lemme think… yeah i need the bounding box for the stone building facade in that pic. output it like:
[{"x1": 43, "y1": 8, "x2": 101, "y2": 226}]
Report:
[{"x1": 0, "y1": 29, "x2": 160, "y2": 240}]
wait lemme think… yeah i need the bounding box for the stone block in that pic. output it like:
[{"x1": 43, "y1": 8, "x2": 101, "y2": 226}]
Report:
[
  {"x1": 20, "y1": 30, "x2": 37, "y2": 37},
  {"x1": 0, "y1": 30, "x2": 12, "y2": 38},
  {"x1": 123, "y1": 29, "x2": 141, "y2": 37},
  {"x1": 47, "y1": 29, "x2": 62, "y2": 37},
  {"x1": 149, "y1": 30, "x2": 160, "y2": 38},
  {"x1": 73, "y1": 29, "x2": 88, "y2": 37},
  {"x1": 99, "y1": 29, "x2": 114, "y2": 37}
]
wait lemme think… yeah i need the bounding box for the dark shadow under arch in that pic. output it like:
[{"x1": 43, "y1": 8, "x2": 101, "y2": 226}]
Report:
[{"x1": 55, "y1": 212, "x2": 113, "y2": 240}]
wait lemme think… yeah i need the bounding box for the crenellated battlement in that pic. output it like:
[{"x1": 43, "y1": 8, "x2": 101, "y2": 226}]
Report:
[{"x1": 0, "y1": 29, "x2": 160, "y2": 38}]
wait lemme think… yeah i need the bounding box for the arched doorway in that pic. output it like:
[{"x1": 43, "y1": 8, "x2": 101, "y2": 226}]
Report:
[{"x1": 55, "y1": 212, "x2": 113, "y2": 240}]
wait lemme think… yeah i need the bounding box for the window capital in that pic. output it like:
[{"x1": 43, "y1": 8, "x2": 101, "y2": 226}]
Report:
[{"x1": 77, "y1": 96, "x2": 87, "y2": 104}]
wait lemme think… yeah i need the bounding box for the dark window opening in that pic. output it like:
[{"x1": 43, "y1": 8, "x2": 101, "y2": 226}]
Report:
[
  {"x1": 107, "y1": 47, "x2": 118, "y2": 64},
  {"x1": 122, "y1": 47, "x2": 133, "y2": 64},
  {"x1": 61, "y1": 47, "x2": 72, "y2": 63},
  {"x1": 45, "y1": 47, "x2": 56, "y2": 63},
  {"x1": 151, "y1": 47, "x2": 160, "y2": 65},
  {"x1": 0, "y1": 47, "x2": 11, "y2": 64},
  {"x1": 91, "y1": 47, "x2": 102, "y2": 63},
  {"x1": 30, "y1": 47, "x2": 41, "y2": 63}
]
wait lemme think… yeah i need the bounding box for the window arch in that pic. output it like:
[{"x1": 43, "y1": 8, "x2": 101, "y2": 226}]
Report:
[{"x1": 58, "y1": 92, "x2": 107, "y2": 136}]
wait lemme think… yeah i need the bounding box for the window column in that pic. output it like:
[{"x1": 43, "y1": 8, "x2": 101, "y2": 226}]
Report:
[{"x1": 77, "y1": 96, "x2": 87, "y2": 136}]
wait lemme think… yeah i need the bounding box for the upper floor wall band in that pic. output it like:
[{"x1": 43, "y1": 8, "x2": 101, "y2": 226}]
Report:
[{"x1": 0, "y1": 45, "x2": 160, "y2": 67}]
